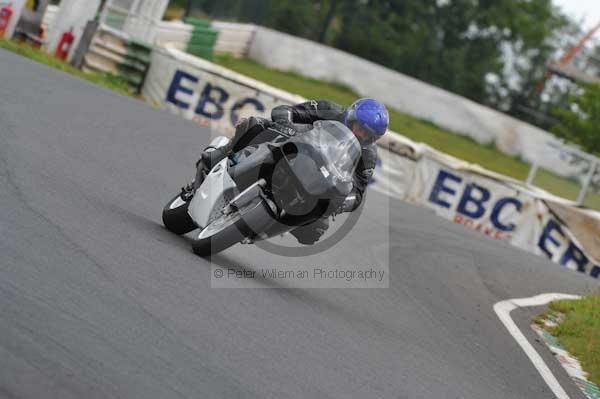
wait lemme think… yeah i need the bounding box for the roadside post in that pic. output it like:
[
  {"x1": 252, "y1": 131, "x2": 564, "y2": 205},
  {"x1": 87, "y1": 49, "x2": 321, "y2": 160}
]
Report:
[
  {"x1": 46, "y1": 0, "x2": 102, "y2": 62},
  {"x1": 0, "y1": 0, "x2": 26, "y2": 39}
]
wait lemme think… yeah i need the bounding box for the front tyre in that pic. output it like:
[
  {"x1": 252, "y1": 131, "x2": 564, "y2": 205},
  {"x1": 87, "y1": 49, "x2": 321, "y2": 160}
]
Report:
[
  {"x1": 162, "y1": 192, "x2": 197, "y2": 235},
  {"x1": 191, "y1": 199, "x2": 273, "y2": 256}
]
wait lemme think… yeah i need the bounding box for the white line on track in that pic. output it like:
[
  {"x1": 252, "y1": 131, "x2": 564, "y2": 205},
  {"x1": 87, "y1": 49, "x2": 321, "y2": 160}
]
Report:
[{"x1": 493, "y1": 293, "x2": 582, "y2": 399}]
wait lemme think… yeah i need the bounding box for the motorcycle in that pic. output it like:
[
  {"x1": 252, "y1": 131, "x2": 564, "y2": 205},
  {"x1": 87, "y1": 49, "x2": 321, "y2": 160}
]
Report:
[{"x1": 162, "y1": 120, "x2": 361, "y2": 256}]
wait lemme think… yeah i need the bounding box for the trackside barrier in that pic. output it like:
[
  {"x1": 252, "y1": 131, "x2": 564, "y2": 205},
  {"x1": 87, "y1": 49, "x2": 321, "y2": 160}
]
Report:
[
  {"x1": 143, "y1": 44, "x2": 600, "y2": 279},
  {"x1": 211, "y1": 21, "x2": 255, "y2": 58},
  {"x1": 143, "y1": 45, "x2": 304, "y2": 135},
  {"x1": 82, "y1": 26, "x2": 152, "y2": 93},
  {"x1": 383, "y1": 140, "x2": 600, "y2": 279},
  {"x1": 155, "y1": 20, "x2": 256, "y2": 58},
  {"x1": 154, "y1": 20, "x2": 192, "y2": 51}
]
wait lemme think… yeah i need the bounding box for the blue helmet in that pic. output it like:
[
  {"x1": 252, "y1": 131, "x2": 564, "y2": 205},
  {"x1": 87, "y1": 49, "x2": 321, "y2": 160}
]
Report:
[{"x1": 344, "y1": 98, "x2": 389, "y2": 143}]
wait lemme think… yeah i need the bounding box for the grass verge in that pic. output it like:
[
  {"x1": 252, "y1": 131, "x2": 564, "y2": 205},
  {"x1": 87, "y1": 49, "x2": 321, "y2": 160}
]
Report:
[
  {"x1": 215, "y1": 55, "x2": 600, "y2": 210},
  {"x1": 0, "y1": 38, "x2": 133, "y2": 97},
  {"x1": 536, "y1": 294, "x2": 600, "y2": 386}
]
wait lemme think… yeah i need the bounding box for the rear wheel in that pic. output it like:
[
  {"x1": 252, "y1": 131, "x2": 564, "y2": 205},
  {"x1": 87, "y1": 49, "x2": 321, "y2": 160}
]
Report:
[{"x1": 162, "y1": 192, "x2": 197, "y2": 235}]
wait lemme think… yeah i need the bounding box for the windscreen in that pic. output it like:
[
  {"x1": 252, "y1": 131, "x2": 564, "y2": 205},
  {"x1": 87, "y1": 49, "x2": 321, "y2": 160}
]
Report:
[{"x1": 292, "y1": 120, "x2": 361, "y2": 185}]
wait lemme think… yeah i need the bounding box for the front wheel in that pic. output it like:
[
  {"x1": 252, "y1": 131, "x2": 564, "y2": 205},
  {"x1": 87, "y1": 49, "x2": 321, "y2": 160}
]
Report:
[
  {"x1": 162, "y1": 192, "x2": 197, "y2": 235},
  {"x1": 191, "y1": 199, "x2": 274, "y2": 256}
]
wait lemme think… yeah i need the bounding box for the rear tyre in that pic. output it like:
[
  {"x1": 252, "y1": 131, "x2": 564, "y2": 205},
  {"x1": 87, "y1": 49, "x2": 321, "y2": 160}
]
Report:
[{"x1": 162, "y1": 192, "x2": 197, "y2": 235}]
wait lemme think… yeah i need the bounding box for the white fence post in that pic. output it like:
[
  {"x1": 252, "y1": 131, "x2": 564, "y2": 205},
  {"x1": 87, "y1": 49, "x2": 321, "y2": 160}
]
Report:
[
  {"x1": 577, "y1": 159, "x2": 598, "y2": 205},
  {"x1": 526, "y1": 163, "x2": 539, "y2": 185}
]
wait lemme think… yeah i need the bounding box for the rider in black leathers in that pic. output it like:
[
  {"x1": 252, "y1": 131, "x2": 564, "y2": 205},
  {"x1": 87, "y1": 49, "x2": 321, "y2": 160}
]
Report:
[{"x1": 196, "y1": 98, "x2": 389, "y2": 245}]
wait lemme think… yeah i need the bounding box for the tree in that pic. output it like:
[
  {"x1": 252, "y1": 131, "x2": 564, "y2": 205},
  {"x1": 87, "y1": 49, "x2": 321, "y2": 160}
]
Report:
[
  {"x1": 266, "y1": 1, "x2": 318, "y2": 38},
  {"x1": 317, "y1": 0, "x2": 338, "y2": 43},
  {"x1": 552, "y1": 83, "x2": 600, "y2": 154},
  {"x1": 334, "y1": 0, "x2": 568, "y2": 111}
]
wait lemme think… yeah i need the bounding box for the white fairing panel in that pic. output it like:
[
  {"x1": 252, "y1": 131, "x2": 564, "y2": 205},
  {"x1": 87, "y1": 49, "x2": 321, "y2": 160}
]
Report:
[
  {"x1": 188, "y1": 159, "x2": 237, "y2": 228},
  {"x1": 207, "y1": 136, "x2": 231, "y2": 150}
]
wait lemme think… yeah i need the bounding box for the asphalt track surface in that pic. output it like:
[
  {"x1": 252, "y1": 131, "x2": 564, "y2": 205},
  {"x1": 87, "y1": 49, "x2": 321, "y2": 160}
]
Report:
[{"x1": 0, "y1": 49, "x2": 598, "y2": 399}]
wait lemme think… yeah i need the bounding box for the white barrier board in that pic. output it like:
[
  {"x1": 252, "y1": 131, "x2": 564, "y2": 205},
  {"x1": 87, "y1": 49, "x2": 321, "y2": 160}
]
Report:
[
  {"x1": 371, "y1": 150, "x2": 600, "y2": 279},
  {"x1": 143, "y1": 45, "x2": 304, "y2": 136}
]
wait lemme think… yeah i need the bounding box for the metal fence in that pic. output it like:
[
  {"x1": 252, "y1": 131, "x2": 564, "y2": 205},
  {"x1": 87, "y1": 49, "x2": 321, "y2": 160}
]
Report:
[{"x1": 526, "y1": 143, "x2": 600, "y2": 208}]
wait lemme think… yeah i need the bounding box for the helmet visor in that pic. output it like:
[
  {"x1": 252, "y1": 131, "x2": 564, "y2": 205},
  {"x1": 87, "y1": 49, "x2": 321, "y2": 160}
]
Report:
[{"x1": 350, "y1": 121, "x2": 379, "y2": 145}]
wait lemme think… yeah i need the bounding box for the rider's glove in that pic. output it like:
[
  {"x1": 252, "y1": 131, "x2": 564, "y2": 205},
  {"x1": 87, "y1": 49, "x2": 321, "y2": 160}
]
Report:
[
  {"x1": 335, "y1": 192, "x2": 358, "y2": 215},
  {"x1": 270, "y1": 121, "x2": 297, "y2": 137}
]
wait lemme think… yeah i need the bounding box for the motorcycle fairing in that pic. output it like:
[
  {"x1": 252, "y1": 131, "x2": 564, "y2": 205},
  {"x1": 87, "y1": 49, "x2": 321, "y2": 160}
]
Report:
[{"x1": 188, "y1": 158, "x2": 237, "y2": 229}]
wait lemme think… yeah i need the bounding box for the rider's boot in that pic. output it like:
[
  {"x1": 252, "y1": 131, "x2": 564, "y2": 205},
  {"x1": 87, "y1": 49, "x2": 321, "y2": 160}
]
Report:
[
  {"x1": 193, "y1": 117, "x2": 253, "y2": 189},
  {"x1": 193, "y1": 143, "x2": 232, "y2": 189}
]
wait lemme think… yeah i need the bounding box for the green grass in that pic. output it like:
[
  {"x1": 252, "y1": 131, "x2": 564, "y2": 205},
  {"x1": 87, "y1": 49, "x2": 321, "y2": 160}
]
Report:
[
  {"x1": 541, "y1": 295, "x2": 600, "y2": 387},
  {"x1": 164, "y1": 3, "x2": 186, "y2": 20},
  {"x1": 0, "y1": 38, "x2": 133, "y2": 97},
  {"x1": 215, "y1": 55, "x2": 600, "y2": 210}
]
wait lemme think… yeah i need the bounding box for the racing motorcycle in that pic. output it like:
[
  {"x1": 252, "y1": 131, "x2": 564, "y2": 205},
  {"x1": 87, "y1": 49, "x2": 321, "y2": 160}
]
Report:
[{"x1": 162, "y1": 120, "x2": 361, "y2": 256}]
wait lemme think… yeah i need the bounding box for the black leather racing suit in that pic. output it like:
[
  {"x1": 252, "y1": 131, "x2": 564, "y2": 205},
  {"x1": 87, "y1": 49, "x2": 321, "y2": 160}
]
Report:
[
  {"x1": 271, "y1": 100, "x2": 378, "y2": 213},
  {"x1": 270, "y1": 100, "x2": 378, "y2": 244}
]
